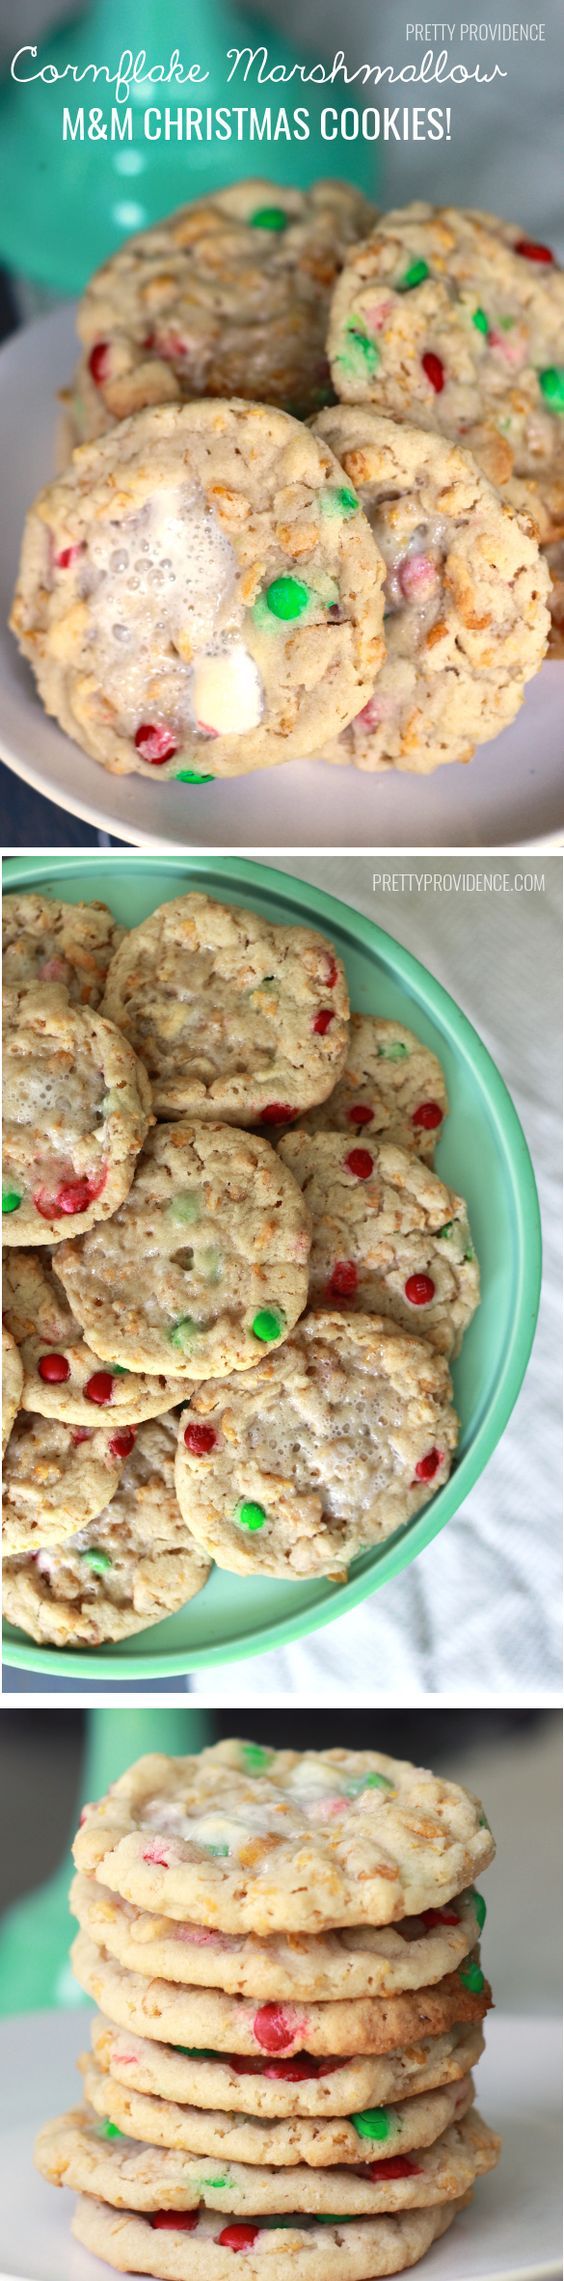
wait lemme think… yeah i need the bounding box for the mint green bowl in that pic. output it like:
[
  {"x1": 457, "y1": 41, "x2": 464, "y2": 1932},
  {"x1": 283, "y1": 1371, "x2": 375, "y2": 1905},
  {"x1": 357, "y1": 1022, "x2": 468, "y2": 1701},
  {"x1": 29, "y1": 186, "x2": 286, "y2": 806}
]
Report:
[{"x1": 2, "y1": 855, "x2": 541, "y2": 1680}]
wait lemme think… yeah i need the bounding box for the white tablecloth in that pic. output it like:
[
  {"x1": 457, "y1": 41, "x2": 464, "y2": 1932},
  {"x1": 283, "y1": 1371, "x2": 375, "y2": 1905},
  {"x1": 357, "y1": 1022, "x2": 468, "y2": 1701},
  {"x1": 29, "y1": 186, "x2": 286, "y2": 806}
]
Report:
[{"x1": 194, "y1": 856, "x2": 562, "y2": 1702}]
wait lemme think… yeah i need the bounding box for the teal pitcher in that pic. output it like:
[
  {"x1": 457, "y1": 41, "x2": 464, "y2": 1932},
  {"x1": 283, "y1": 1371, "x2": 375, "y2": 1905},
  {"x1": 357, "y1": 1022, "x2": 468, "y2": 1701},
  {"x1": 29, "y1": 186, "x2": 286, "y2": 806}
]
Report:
[{"x1": 0, "y1": 0, "x2": 377, "y2": 293}]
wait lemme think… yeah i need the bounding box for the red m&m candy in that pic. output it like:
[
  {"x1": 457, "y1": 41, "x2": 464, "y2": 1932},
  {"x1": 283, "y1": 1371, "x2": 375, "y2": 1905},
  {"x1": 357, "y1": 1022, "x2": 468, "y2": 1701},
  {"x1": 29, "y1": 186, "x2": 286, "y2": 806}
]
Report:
[
  {"x1": 405, "y1": 1274, "x2": 435, "y2": 1306},
  {"x1": 84, "y1": 1372, "x2": 115, "y2": 1405},
  {"x1": 312, "y1": 1009, "x2": 335, "y2": 1035},
  {"x1": 515, "y1": 237, "x2": 554, "y2": 263},
  {"x1": 252, "y1": 2003, "x2": 301, "y2": 2052},
  {"x1": 327, "y1": 1259, "x2": 358, "y2": 1299},
  {"x1": 322, "y1": 955, "x2": 339, "y2": 987},
  {"x1": 38, "y1": 1353, "x2": 70, "y2": 1384},
  {"x1": 55, "y1": 543, "x2": 84, "y2": 570},
  {"x1": 88, "y1": 341, "x2": 110, "y2": 384},
  {"x1": 347, "y1": 1103, "x2": 373, "y2": 1127},
  {"x1": 413, "y1": 1448, "x2": 444, "y2": 1483},
  {"x1": 412, "y1": 1101, "x2": 443, "y2": 1131},
  {"x1": 215, "y1": 2226, "x2": 260, "y2": 2251},
  {"x1": 367, "y1": 2156, "x2": 422, "y2": 2180},
  {"x1": 421, "y1": 351, "x2": 445, "y2": 392},
  {"x1": 108, "y1": 1428, "x2": 136, "y2": 1460},
  {"x1": 151, "y1": 2212, "x2": 199, "y2": 2232},
  {"x1": 259, "y1": 1104, "x2": 297, "y2": 1125},
  {"x1": 134, "y1": 723, "x2": 178, "y2": 765},
  {"x1": 34, "y1": 1169, "x2": 106, "y2": 1219},
  {"x1": 344, "y1": 1148, "x2": 373, "y2": 1179},
  {"x1": 184, "y1": 1423, "x2": 217, "y2": 1456}
]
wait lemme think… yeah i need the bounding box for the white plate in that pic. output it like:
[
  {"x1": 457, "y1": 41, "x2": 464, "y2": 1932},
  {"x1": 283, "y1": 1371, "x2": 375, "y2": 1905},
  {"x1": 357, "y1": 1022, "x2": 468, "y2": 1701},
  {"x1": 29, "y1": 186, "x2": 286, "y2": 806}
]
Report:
[
  {"x1": 0, "y1": 308, "x2": 562, "y2": 853},
  {"x1": 0, "y1": 2008, "x2": 560, "y2": 2281}
]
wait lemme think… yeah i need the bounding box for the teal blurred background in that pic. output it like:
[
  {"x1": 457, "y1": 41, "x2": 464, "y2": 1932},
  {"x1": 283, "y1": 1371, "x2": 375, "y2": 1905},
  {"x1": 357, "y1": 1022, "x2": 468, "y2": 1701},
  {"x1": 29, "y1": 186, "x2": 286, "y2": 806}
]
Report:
[
  {"x1": 0, "y1": 1710, "x2": 560, "y2": 2019},
  {"x1": 0, "y1": 0, "x2": 378, "y2": 293}
]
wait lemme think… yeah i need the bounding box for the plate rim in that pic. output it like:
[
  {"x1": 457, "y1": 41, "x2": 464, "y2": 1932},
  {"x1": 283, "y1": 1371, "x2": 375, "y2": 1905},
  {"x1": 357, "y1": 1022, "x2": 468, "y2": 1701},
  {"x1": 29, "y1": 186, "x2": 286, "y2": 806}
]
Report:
[{"x1": 2, "y1": 853, "x2": 542, "y2": 1676}]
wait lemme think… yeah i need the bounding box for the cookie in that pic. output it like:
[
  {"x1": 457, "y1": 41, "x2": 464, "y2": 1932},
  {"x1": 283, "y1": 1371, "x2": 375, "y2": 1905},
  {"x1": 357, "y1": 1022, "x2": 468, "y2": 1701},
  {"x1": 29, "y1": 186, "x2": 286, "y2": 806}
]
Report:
[
  {"x1": 73, "y1": 1740, "x2": 494, "y2": 1933},
  {"x1": 2, "y1": 1249, "x2": 187, "y2": 1426},
  {"x1": 2, "y1": 984, "x2": 152, "y2": 1246},
  {"x1": 90, "y1": 2009, "x2": 484, "y2": 2121},
  {"x1": 294, "y1": 1018, "x2": 448, "y2": 1164},
  {"x1": 10, "y1": 400, "x2": 385, "y2": 781},
  {"x1": 56, "y1": 1123, "x2": 310, "y2": 1379},
  {"x1": 38, "y1": 2104, "x2": 498, "y2": 2218},
  {"x1": 74, "y1": 181, "x2": 375, "y2": 432},
  {"x1": 2, "y1": 892, "x2": 123, "y2": 1009},
  {"x1": 277, "y1": 1135, "x2": 478, "y2": 1358},
  {"x1": 71, "y1": 1937, "x2": 491, "y2": 2059},
  {"x1": 70, "y1": 1871, "x2": 484, "y2": 2002},
  {"x1": 101, "y1": 895, "x2": 349, "y2": 1124},
  {"x1": 2, "y1": 1325, "x2": 23, "y2": 1453},
  {"x1": 312, "y1": 408, "x2": 549, "y2": 772},
  {"x1": 72, "y1": 2187, "x2": 464, "y2": 2278},
  {"x1": 2, "y1": 1416, "x2": 211, "y2": 1647},
  {"x1": 80, "y1": 2048, "x2": 474, "y2": 2168},
  {"x1": 2, "y1": 1411, "x2": 126, "y2": 1555},
  {"x1": 328, "y1": 203, "x2": 564, "y2": 486},
  {"x1": 174, "y1": 1314, "x2": 458, "y2": 1578}
]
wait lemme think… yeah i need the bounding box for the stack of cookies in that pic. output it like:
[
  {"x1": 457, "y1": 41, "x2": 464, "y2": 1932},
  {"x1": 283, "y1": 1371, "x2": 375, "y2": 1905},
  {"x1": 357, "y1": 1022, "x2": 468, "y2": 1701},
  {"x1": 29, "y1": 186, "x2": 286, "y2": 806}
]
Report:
[
  {"x1": 36, "y1": 1741, "x2": 501, "y2": 2278},
  {"x1": 9, "y1": 182, "x2": 558, "y2": 785},
  {"x1": 3, "y1": 883, "x2": 483, "y2": 1646}
]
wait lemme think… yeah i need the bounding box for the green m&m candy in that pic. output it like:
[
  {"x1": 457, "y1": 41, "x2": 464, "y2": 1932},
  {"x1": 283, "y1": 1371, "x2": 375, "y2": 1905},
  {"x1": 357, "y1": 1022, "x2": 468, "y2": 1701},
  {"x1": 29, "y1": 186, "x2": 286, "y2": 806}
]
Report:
[
  {"x1": 539, "y1": 367, "x2": 564, "y2": 410},
  {"x1": 81, "y1": 1549, "x2": 111, "y2": 1576},
  {"x1": 347, "y1": 1771, "x2": 395, "y2": 1795},
  {"x1": 175, "y1": 769, "x2": 215, "y2": 784},
  {"x1": 472, "y1": 1889, "x2": 487, "y2": 1931},
  {"x1": 378, "y1": 1041, "x2": 408, "y2": 1061},
  {"x1": 399, "y1": 258, "x2": 430, "y2": 290},
  {"x1": 265, "y1": 576, "x2": 309, "y2": 620},
  {"x1": 167, "y1": 1192, "x2": 200, "y2": 1225},
  {"x1": 251, "y1": 206, "x2": 289, "y2": 231},
  {"x1": 97, "y1": 2119, "x2": 123, "y2": 2139},
  {"x1": 252, "y1": 1308, "x2": 284, "y2": 1343},
  {"x1": 235, "y1": 1500, "x2": 267, "y2": 1533},
  {"x1": 2, "y1": 1189, "x2": 22, "y2": 1214},
  {"x1": 169, "y1": 1316, "x2": 198, "y2": 1352},
  {"x1": 242, "y1": 1743, "x2": 275, "y2": 1773},
  {"x1": 344, "y1": 323, "x2": 379, "y2": 373},
  {"x1": 351, "y1": 2106, "x2": 391, "y2": 2141},
  {"x1": 322, "y1": 485, "x2": 359, "y2": 516},
  {"x1": 459, "y1": 1960, "x2": 485, "y2": 1993},
  {"x1": 472, "y1": 306, "x2": 489, "y2": 333}
]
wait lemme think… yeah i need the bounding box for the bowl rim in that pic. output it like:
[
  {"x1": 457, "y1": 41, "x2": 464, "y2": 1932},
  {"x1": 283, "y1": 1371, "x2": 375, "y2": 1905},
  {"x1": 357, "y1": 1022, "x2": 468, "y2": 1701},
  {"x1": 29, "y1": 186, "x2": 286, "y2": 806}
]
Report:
[{"x1": 2, "y1": 852, "x2": 542, "y2": 1677}]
